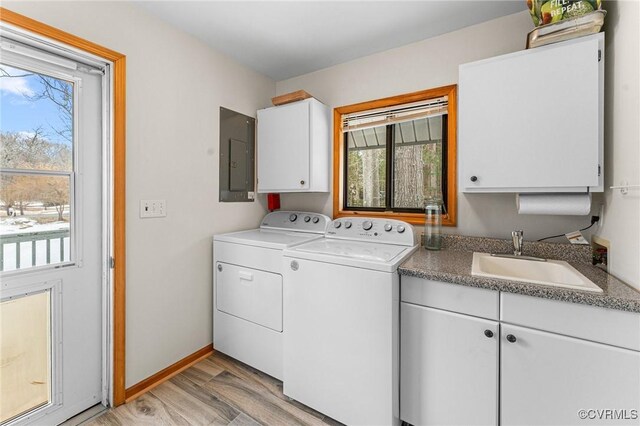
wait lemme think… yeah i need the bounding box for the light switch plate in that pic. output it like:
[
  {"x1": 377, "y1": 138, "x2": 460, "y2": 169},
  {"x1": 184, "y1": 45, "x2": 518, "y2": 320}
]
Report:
[{"x1": 140, "y1": 199, "x2": 166, "y2": 218}]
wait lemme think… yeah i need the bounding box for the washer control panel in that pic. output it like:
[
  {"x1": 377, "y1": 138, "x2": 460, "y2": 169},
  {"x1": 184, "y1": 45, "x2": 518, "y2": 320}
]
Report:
[
  {"x1": 326, "y1": 218, "x2": 416, "y2": 246},
  {"x1": 260, "y1": 211, "x2": 331, "y2": 234}
]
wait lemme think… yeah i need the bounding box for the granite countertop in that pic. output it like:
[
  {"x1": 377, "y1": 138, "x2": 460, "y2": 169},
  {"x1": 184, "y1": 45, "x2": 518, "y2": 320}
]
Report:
[{"x1": 398, "y1": 235, "x2": 640, "y2": 314}]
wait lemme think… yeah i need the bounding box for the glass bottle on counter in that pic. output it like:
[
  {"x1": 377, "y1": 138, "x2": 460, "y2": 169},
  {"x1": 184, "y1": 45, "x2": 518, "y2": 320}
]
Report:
[{"x1": 424, "y1": 197, "x2": 446, "y2": 250}]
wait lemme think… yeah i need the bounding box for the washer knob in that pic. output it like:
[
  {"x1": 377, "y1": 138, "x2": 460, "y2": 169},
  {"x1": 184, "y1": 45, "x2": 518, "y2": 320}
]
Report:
[
  {"x1": 363, "y1": 221, "x2": 373, "y2": 231},
  {"x1": 345, "y1": 221, "x2": 352, "y2": 229},
  {"x1": 334, "y1": 221, "x2": 342, "y2": 228},
  {"x1": 304, "y1": 216, "x2": 311, "y2": 222},
  {"x1": 384, "y1": 224, "x2": 393, "y2": 232},
  {"x1": 312, "y1": 217, "x2": 319, "y2": 224},
  {"x1": 397, "y1": 225, "x2": 406, "y2": 233},
  {"x1": 289, "y1": 214, "x2": 298, "y2": 222}
]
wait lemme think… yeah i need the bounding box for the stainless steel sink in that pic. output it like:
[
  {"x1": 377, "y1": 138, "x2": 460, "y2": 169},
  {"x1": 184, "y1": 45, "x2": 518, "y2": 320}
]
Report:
[{"x1": 472, "y1": 252, "x2": 603, "y2": 293}]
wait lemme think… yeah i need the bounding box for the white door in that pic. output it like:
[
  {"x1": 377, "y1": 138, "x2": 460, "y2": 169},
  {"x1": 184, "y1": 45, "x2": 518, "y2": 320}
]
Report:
[
  {"x1": 459, "y1": 34, "x2": 602, "y2": 192},
  {"x1": 257, "y1": 101, "x2": 310, "y2": 192},
  {"x1": 400, "y1": 303, "x2": 499, "y2": 426},
  {"x1": 501, "y1": 324, "x2": 640, "y2": 425},
  {"x1": 0, "y1": 42, "x2": 104, "y2": 425}
]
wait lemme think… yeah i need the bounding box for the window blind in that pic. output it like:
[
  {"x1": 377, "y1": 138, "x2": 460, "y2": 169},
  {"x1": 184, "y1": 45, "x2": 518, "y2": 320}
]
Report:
[{"x1": 342, "y1": 96, "x2": 448, "y2": 132}]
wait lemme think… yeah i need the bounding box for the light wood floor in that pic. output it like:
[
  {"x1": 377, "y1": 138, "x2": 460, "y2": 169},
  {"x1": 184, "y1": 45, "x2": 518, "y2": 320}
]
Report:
[{"x1": 86, "y1": 351, "x2": 342, "y2": 426}]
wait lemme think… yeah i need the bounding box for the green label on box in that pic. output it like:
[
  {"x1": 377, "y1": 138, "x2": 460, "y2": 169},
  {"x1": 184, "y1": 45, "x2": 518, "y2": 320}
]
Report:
[{"x1": 528, "y1": 0, "x2": 600, "y2": 27}]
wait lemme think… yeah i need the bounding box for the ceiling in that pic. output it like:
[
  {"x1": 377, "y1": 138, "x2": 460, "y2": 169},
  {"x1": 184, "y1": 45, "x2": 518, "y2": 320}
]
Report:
[{"x1": 135, "y1": 1, "x2": 526, "y2": 81}]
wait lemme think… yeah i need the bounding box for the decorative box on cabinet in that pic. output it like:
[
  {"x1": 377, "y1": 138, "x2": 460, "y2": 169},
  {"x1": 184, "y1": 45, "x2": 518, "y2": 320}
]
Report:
[
  {"x1": 459, "y1": 33, "x2": 604, "y2": 193},
  {"x1": 257, "y1": 98, "x2": 330, "y2": 193}
]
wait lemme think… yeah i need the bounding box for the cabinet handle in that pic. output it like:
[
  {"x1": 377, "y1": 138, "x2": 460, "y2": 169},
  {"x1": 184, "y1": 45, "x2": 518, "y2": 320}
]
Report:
[
  {"x1": 217, "y1": 264, "x2": 222, "y2": 272},
  {"x1": 506, "y1": 334, "x2": 517, "y2": 343},
  {"x1": 484, "y1": 329, "x2": 494, "y2": 338},
  {"x1": 470, "y1": 176, "x2": 478, "y2": 182},
  {"x1": 300, "y1": 180, "x2": 305, "y2": 185}
]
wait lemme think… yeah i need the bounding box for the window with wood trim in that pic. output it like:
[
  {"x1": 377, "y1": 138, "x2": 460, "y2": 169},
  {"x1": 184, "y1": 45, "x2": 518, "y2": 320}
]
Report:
[{"x1": 333, "y1": 85, "x2": 457, "y2": 226}]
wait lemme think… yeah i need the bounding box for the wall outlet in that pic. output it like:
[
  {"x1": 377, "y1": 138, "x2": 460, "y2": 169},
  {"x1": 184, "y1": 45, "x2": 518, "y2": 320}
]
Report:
[{"x1": 140, "y1": 200, "x2": 166, "y2": 218}]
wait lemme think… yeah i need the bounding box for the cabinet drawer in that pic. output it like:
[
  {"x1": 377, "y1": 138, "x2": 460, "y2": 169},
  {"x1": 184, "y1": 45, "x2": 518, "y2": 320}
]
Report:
[
  {"x1": 501, "y1": 293, "x2": 640, "y2": 351},
  {"x1": 401, "y1": 276, "x2": 499, "y2": 320}
]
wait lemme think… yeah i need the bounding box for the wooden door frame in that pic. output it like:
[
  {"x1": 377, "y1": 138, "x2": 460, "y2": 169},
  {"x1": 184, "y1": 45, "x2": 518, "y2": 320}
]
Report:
[{"x1": 0, "y1": 8, "x2": 128, "y2": 406}]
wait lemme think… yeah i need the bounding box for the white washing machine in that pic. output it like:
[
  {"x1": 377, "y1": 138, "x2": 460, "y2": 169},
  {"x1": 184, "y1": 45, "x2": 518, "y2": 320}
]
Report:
[
  {"x1": 213, "y1": 211, "x2": 330, "y2": 380},
  {"x1": 282, "y1": 217, "x2": 417, "y2": 426}
]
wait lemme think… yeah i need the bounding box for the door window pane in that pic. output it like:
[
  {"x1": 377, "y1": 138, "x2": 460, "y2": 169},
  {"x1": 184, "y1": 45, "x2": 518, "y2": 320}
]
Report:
[
  {"x1": 393, "y1": 116, "x2": 444, "y2": 209},
  {"x1": 0, "y1": 64, "x2": 73, "y2": 172},
  {"x1": 1, "y1": 63, "x2": 74, "y2": 272},
  {"x1": 0, "y1": 291, "x2": 51, "y2": 424},
  {"x1": 345, "y1": 126, "x2": 387, "y2": 209},
  {"x1": 0, "y1": 173, "x2": 71, "y2": 272}
]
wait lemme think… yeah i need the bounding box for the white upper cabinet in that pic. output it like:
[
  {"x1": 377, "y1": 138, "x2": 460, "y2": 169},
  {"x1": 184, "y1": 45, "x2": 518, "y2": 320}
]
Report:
[
  {"x1": 257, "y1": 98, "x2": 330, "y2": 193},
  {"x1": 459, "y1": 33, "x2": 604, "y2": 193}
]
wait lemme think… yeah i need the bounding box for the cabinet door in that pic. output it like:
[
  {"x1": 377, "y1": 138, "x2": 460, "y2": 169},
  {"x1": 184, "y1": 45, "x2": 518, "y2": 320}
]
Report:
[
  {"x1": 501, "y1": 324, "x2": 640, "y2": 426},
  {"x1": 257, "y1": 101, "x2": 310, "y2": 192},
  {"x1": 401, "y1": 303, "x2": 499, "y2": 426},
  {"x1": 459, "y1": 34, "x2": 602, "y2": 192}
]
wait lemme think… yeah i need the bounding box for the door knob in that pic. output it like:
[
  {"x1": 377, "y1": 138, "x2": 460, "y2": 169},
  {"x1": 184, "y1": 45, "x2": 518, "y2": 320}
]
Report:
[
  {"x1": 300, "y1": 180, "x2": 305, "y2": 185},
  {"x1": 506, "y1": 334, "x2": 517, "y2": 343},
  {"x1": 470, "y1": 176, "x2": 478, "y2": 182},
  {"x1": 484, "y1": 330, "x2": 494, "y2": 338}
]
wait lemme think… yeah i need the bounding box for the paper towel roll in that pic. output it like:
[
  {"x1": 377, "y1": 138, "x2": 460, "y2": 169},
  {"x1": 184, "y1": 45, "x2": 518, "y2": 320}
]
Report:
[{"x1": 516, "y1": 193, "x2": 592, "y2": 215}]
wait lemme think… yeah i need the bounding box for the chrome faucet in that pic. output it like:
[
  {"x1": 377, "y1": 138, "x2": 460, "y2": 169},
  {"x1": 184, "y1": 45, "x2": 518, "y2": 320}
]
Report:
[
  {"x1": 512, "y1": 230, "x2": 524, "y2": 256},
  {"x1": 490, "y1": 230, "x2": 546, "y2": 262}
]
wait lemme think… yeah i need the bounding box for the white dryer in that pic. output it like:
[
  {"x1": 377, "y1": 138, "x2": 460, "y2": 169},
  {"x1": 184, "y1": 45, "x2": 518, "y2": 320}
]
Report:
[
  {"x1": 282, "y1": 217, "x2": 417, "y2": 426},
  {"x1": 213, "y1": 211, "x2": 330, "y2": 379}
]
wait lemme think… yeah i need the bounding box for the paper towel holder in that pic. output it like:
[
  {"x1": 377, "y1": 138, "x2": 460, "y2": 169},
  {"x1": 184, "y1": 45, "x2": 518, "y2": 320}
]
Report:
[{"x1": 610, "y1": 181, "x2": 640, "y2": 195}]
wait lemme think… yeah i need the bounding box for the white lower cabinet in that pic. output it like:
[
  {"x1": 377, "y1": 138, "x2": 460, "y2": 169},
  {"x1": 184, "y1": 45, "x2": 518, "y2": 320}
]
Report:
[
  {"x1": 400, "y1": 279, "x2": 640, "y2": 426},
  {"x1": 501, "y1": 324, "x2": 640, "y2": 426},
  {"x1": 400, "y1": 303, "x2": 499, "y2": 426}
]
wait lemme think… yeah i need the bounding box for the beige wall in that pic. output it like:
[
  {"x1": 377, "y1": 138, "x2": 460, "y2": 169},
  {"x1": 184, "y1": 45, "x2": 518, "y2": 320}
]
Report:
[
  {"x1": 3, "y1": 1, "x2": 276, "y2": 386},
  {"x1": 276, "y1": 8, "x2": 640, "y2": 290},
  {"x1": 598, "y1": 0, "x2": 640, "y2": 290}
]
